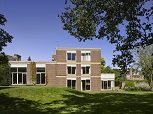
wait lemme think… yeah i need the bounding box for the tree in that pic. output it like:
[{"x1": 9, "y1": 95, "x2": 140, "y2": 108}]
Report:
[
  {"x1": 134, "y1": 45, "x2": 153, "y2": 89},
  {"x1": 60, "y1": 0, "x2": 153, "y2": 73},
  {"x1": 101, "y1": 57, "x2": 105, "y2": 72},
  {"x1": 0, "y1": 13, "x2": 13, "y2": 85},
  {"x1": 28, "y1": 56, "x2": 31, "y2": 61}
]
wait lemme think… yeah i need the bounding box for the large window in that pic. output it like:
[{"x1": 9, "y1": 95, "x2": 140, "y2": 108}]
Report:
[
  {"x1": 67, "y1": 79, "x2": 76, "y2": 89},
  {"x1": 81, "y1": 53, "x2": 91, "y2": 61},
  {"x1": 102, "y1": 80, "x2": 111, "y2": 89},
  {"x1": 36, "y1": 67, "x2": 45, "y2": 84},
  {"x1": 82, "y1": 79, "x2": 90, "y2": 91},
  {"x1": 81, "y1": 66, "x2": 90, "y2": 74},
  {"x1": 11, "y1": 67, "x2": 27, "y2": 85},
  {"x1": 67, "y1": 53, "x2": 76, "y2": 61},
  {"x1": 67, "y1": 66, "x2": 76, "y2": 74}
]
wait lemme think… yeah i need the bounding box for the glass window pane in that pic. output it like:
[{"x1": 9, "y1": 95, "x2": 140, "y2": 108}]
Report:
[
  {"x1": 82, "y1": 67, "x2": 85, "y2": 74},
  {"x1": 72, "y1": 67, "x2": 76, "y2": 74},
  {"x1": 67, "y1": 53, "x2": 71, "y2": 60},
  {"x1": 86, "y1": 66, "x2": 90, "y2": 74},
  {"x1": 104, "y1": 81, "x2": 107, "y2": 89},
  {"x1": 102, "y1": 81, "x2": 104, "y2": 89},
  {"x1": 36, "y1": 74, "x2": 40, "y2": 84},
  {"x1": 67, "y1": 66, "x2": 71, "y2": 74},
  {"x1": 18, "y1": 73, "x2": 22, "y2": 84},
  {"x1": 23, "y1": 74, "x2": 26, "y2": 84},
  {"x1": 86, "y1": 80, "x2": 90, "y2": 90},
  {"x1": 13, "y1": 73, "x2": 17, "y2": 84},
  {"x1": 37, "y1": 67, "x2": 45, "y2": 72},
  {"x1": 67, "y1": 80, "x2": 71, "y2": 88},
  {"x1": 18, "y1": 67, "x2": 26, "y2": 72},
  {"x1": 108, "y1": 81, "x2": 111, "y2": 89},
  {"x1": 72, "y1": 53, "x2": 76, "y2": 60},
  {"x1": 11, "y1": 67, "x2": 17, "y2": 72},
  {"x1": 41, "y1": 73, "x2": 45, "y2": 84},
  {"x1": 72, "y1": 80, "x2": 76, "y2": 89},
  {"x1": 82, "y1": 80, "x2": 85, "y2": 90}
]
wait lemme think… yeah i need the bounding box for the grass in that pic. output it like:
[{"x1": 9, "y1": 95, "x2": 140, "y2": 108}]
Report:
[{"x1": 0, "y1": 86, "x2": 153, "y2": 114}]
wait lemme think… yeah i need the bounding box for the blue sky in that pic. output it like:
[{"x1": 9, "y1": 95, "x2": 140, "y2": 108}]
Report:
[{"x1": 1, "y1": 0, "x2": 116, "y2": 66}]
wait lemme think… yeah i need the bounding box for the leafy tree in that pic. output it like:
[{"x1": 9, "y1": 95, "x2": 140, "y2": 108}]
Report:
[
  {"x1": 101, "y1": 57, "x2": 105, "y2": 72},
  {"x1": 60, "y1": 0, "x2": 153, "y2": 73},
  {"x1": 0, "y1": 53, "x2": 10, "y2": 85},
  {"x1": 28, "y1": 56, "x2": 31, "y2": 61},
  {"x1": 134, "y1": 45, "x2": 153, "y2": 89},
  {"x1": 0, "y1": 13, "x2": 13, "y2": 85}
]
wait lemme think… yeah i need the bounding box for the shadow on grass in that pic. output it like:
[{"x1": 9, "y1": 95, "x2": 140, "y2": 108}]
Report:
[
  {"x1": 45, "y1": 90, "x2": 153, "y2": 114},
  {"x1": 1, "y1": 87, "x2": 153, "y2": 114}
]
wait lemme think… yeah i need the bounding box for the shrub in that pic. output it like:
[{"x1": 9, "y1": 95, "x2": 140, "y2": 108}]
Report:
[{"x1": 124, "y1": 81, "x2": 135, "y2": 91}]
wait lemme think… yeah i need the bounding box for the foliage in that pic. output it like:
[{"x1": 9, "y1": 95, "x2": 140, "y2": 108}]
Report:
[
  {"x1": 100, "y1": 57, "x2": 105, "y2": 72},
  {"x1": 133, "y1": 45, "x2": 153, "y2": 89},
  {"x1": 0, "y1": 13, "x2": 13, "y2": 52},
  {"x1": 60, "y1": 0, "x2": 153, "y2": 73},
  {"x1": 27, "y1": 56, "x2": 31, "y2": 61},
  {"x1": 124, "y1": 81, "x2": 135, "y2": 91},
  {"x1": 0, "y1": 53, "x2": 10, "y2": 86},
  {"x1": 30, "y1": 62, "x2": 36, "y2": 84},
  {"x1": 1, "y1": 86, "x2": 153, "y2": 113}
]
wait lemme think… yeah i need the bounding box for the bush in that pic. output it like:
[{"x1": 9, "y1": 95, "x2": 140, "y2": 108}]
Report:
[{"x1": 124, "y1": 81, "x2": 135, "y2": 91}]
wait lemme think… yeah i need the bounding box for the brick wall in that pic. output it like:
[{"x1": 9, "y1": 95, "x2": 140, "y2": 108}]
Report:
[
  {"x1": 46, "y1": 64, "x2": 57, "y2": 85},
  {"x1": 76, "y1": 50, "x2": 81, "y2": 62},
  {"x1": 56, "y1": 77, "x2": 66, "y2": 86},
  {"x1": 91, "y1": 64, "x2": 101, "y2": 76},
  {"x1": 56, "y1": 50, "x2": 66, "y2": 62},
  {"x1": 91, "y1": 77, "x2": 101, "y2": 91},
  {"x1": 76, "y1": 77, "x2": 81, "y2": 91},
  {"x1": 91, "y1": 50, "x2": 101, "y2": 62},
  {"x1": 76, "y1": 64, "x2": 81, "y2": 76},
  {"x1": 27, "y1": 64, "x2": 32, "y2": 85},
  {"x1": 56, "y1": 64, "x2": 66, "y2": 76}
]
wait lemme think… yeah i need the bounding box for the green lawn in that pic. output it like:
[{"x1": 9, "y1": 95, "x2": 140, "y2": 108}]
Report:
[{"x1": 0, "y1": 86, "x2": 153, "y2": 114}]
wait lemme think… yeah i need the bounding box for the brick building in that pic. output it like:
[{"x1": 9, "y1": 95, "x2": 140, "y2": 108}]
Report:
[{"x1": 9, "y1": 48, "x2": 114, "y2": 91}]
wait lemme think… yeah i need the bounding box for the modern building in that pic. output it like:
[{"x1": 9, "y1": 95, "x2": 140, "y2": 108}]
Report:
[{"x1": 9, "y1": 48, "x2": 115, "y2": 91}]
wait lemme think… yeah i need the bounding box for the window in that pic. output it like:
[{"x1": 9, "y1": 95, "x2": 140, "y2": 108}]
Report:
[
  {"x1": 81, "y1": 53, "x2": 91, "y2": 61},
  {"x1": 82, "y1": 79, "x2": 90, "y2": 90},
  {"x1": 67, "y1": 53, "x2": 76, "y2": 61},
  {"x1": 67, "y1": 79, "x2": 76, "y2": 89},
  {"x1": 36, "y1": 67, "x2": 45, "y2": 84},
  {"x1": 67, "y1": 66, "x2": 76, "y2": 74},
  {"x1": 11, "y1": 67, "x2": 27, "y2": 85},
  {"x1": 102, "y1": 80, "x2": 111, "y2": 89},
  {"x1": 82, "y1": 66, "x2": 90, "y2": 74}
]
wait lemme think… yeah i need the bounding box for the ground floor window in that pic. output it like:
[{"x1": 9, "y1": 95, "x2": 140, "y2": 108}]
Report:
[
  {"x1": 36, "y1": 73, "x2": 45, "y2": 84},
  {"x1": 11, "y1": 73, "x2": 27, "y2": 85},
  {"x1": 82, "y1": 79, "x2": 90, "y2": 91},
  {"x1": 102, "y1": 80, "x2": 112, "y2": 89},
  {"x1": 67, "y1": 79, "x2": 76, "y2": 89},
  {"x1": 11, "y1": 67, "x2": 27, "y2": 85}
]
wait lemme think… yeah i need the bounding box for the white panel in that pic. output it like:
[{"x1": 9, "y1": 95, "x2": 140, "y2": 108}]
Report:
[
  {"x1": 67, "y1": 78, "x2": 76, "y2": 80},
  {"x1": 81, "y1": 51, "x2": 91, "y2": 53},
  {"x1": 111, "y1": 81, "x2": 114, "y2": 87},
  {"x1": 11, "y1": 64, "x2": 27, "y2": 67},
  {"x1": 81, "y1": 64, "x2": 90, "y2": 67},
  {"x1": 36, "y1": 64, "x2": 45, "y2": 67},
  {"x1": 101, "y1": 74, "x2": 115, "y2": 80},
  {"x1": 67, "y1": 64, "x2": 76, "y2": 67},
  {"x1": 81, "y1": 77, "x2": 90, "y2": 80},
  {"x1": 67, "y1": 51, "x2": 76, "y2": 53}
]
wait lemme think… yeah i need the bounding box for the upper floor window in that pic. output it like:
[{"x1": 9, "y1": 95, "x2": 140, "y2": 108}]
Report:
[
  {"x1": 67, "y1": 52, "x2": 76, "y2": 61},
  {"x1": 67, "y1": 66, "x2": 76, "y2": 74},
  {"x1": 81, "y1": 66, "x2": 90, "y2": 74},
  {"x1": 81, "y1": 51, "x2": 91, "y2": 61}
]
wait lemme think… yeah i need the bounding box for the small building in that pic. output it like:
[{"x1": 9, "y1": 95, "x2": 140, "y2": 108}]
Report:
[{"x1": 9, "y1": 48, "x2": 115, "y2": 91}]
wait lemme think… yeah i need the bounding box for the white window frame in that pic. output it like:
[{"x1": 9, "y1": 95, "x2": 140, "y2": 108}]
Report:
[
  {"x1": 67, "y1": 51, "x2": 76, "y2": 61},
  {"x1": 81, "y1": 78, "x2": 91, "y2": 91},
  {"x1": 81, "y1": 51, "x2": 91, "y2": 61},
  {"x1": 81, "y1": 65, "x2": 90, "y2": 74},
  {"x1": 67, "y1": 65, "x2": 76, "y2": 74}
]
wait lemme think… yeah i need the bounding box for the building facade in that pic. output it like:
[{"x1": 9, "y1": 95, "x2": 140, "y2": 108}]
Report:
[{"x1": 9, "y1": 48, "x2": 114, "y2": 91}]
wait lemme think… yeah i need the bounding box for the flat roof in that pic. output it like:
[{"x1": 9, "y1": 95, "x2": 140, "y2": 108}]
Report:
[{"x1": 56, "y1": 48, "x2": 101, "y2": 51}]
